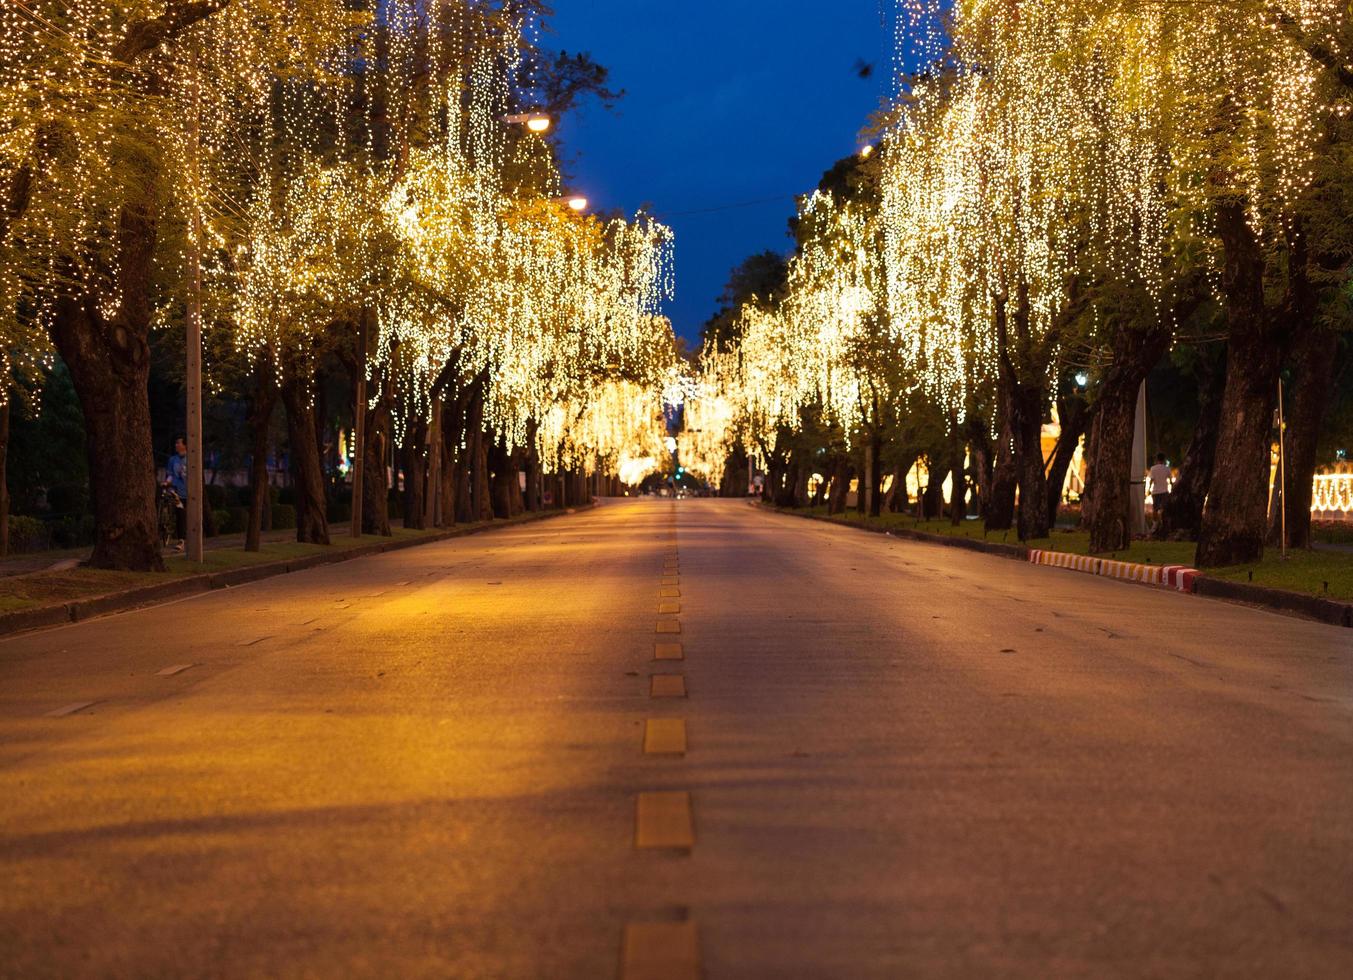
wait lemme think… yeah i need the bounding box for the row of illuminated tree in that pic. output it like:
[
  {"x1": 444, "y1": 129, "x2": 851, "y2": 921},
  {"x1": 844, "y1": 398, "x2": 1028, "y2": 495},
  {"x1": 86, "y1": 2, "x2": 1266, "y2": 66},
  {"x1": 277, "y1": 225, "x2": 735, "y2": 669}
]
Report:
[
  {"x1": 687, "y1": 0, "x2": 1352, "y2": 569},
  {"x1": 1, "y1": 1, "x2": 678, "y2": 571}
]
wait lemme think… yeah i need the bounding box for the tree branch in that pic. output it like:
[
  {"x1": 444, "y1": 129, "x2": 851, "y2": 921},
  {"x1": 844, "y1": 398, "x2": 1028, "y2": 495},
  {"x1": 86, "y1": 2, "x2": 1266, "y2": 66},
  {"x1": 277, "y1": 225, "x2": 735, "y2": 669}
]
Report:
[
  {"x1": 1268, "y1": 6, "x2": 1353, "y2": 92},
  {"x1": 113, "y1": 1, "x2": 231, "y2": 64}
]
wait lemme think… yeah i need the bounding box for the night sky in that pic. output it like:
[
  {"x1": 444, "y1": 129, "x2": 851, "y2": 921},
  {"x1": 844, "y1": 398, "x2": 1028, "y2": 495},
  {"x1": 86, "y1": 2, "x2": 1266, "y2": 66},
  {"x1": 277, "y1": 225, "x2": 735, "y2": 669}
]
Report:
[{"x1": 545, "y1": 2, "x2": 898, "y2": 344}]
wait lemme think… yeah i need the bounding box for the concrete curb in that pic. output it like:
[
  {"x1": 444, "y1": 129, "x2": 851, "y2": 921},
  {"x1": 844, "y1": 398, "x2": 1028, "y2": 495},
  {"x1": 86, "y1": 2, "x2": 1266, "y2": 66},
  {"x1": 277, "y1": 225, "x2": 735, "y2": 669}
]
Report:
[
  {"x1": 1192, "y1": 576, "x2": 1353, "y2": 628},
  {"x1": 0, "y1": 504, "x2": 595, "y2": 639},
  {"x1": 762, "y1": 503, "x2": 1352, "y2": 628},
  {"x1": 1028, "y1": 549, "x2": 1199, "y2": 593}
]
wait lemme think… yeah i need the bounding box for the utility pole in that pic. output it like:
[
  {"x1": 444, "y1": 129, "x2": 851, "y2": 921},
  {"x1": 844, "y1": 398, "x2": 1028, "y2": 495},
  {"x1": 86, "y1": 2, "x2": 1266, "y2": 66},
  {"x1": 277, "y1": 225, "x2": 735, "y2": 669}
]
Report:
[
  {"x1": 185, "y1": 47, "x2": 204, "y2": 563},
  {"x1": 351, "y1": 310, "x2": 368, "y2": 539}
]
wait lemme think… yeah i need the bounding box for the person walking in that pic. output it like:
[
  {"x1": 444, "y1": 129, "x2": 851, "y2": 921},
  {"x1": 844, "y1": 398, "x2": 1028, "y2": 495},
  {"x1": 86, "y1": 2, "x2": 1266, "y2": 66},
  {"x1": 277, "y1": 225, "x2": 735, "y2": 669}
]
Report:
[
  {"x1": 1148, "y1": 452, "x2": 1173, "y2": 523},
  {"x1": 166, "y1": 435, "x2": 188, "y2": 552}
]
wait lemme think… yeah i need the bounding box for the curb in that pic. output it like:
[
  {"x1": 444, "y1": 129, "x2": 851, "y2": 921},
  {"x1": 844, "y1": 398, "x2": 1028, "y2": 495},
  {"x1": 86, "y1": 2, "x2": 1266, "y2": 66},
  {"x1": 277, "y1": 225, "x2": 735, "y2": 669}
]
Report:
[
  {"x1": 762, "y1": 503, "x2": 1351, "y2": 628},
  {"x1": 0, "y1": 504, "x2": 595, "y2": 639},
  {"x1": 1192, "y1": 576, "x2": 1353, "y2": 628},
  {"x1": 1028, "y1": 549, "x2": 1199, "y2": 593}
]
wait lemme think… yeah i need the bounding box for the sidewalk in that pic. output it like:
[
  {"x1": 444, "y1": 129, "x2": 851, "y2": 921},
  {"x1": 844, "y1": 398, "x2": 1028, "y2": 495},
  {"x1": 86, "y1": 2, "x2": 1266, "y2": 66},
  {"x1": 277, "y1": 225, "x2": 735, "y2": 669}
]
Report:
[{"x1": 0, "y1": 526, "x2": 348, "y2": 578}]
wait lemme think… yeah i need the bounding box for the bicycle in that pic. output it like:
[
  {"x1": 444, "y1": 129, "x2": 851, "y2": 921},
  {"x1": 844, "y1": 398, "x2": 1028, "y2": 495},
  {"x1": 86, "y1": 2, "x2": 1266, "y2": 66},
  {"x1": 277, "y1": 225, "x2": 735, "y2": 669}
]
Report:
[{"x1": 156, "y1": 483, "x2": 183, "y2": 550}]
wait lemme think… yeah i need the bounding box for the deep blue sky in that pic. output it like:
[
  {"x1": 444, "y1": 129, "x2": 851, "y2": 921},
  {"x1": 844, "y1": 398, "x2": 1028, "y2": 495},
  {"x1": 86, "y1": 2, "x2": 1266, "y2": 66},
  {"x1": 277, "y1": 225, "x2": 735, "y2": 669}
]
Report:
[{"x1": 545, "y1": 2, "x2": 897, "y2": 344}]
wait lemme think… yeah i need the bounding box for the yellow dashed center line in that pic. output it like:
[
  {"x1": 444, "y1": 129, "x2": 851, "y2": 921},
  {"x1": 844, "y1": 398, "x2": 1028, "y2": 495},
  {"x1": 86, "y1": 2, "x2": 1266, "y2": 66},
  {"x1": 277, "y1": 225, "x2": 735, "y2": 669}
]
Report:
[
  {"x1": 621, "y1": 921, "x2": 700, "y2": 980},
  {"x1": 635, "y1": 791, "x2": 695, "y2": 849},
  {"x1": 643, "y1": 719, "x2": 688, "y2": 756},
  {"x1": 654, "y1": 642, "x2": 684, "y2": 661}
]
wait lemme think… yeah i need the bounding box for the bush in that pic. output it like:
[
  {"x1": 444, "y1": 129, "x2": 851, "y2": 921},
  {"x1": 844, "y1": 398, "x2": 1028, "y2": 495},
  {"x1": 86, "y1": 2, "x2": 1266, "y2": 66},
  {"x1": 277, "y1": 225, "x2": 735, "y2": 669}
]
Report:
[
  {"x1": 50, "y1": 514, "x2": 95, "y2": 548},
  {"x1": 327, "y1": 499, "x2": 352, "y2": 523},
  {"x1": 278, "y1": 486, "x2": 296, "y2": 506},
  {"x1": 272, "y1": 503, "x2": 297, "y2": 530},
  {"x1": 7, "y1": 515, "x2": 49, "y2": 553},
  {"x1": 212, "y1": 508, "x2": 232, "y2": 534},
  {"x1": 226, "y1": 506, "x2": 249, "y2": 535},
  {"x1": 205, "y1": 484, "x2": 229, "y2": 510}
]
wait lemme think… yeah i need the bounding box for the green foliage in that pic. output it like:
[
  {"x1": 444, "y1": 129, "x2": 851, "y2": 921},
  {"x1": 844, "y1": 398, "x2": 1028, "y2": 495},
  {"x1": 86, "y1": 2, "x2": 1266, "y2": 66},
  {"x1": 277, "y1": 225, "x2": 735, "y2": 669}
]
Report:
[
  {"x1": 7, "y1": 364, "x2": 88, "y2": 517},
  {"x1": 271, "y1": 504, "x2": 297, "y2": 531},
  {"x1": 6, "y1": 515, "x2": 48, "y2": 553}
]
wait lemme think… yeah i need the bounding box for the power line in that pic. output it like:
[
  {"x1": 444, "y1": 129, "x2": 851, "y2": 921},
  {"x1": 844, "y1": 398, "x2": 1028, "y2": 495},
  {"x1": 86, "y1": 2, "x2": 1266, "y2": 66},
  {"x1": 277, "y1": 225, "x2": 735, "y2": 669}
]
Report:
[{"x1": 660, "y1": 194, "x2": 800, "y2": 218}]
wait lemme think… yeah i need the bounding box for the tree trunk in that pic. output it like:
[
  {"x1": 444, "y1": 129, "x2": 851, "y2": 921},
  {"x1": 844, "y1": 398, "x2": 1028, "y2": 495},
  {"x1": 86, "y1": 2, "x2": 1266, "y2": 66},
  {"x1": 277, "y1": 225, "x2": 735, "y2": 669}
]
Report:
[
  {"x1": 402, "y1": 416, "x2": 427, "y2": 530},
  {"x1": 827, "y1": 461, "x2": 852, "y2": 515},
  {"x1": 280, "y1": 370, "x2": 330, "y2": 545},
  {"x1": 360, "y1": 389, "x2": 392, "y2": 537},
  {"x1": 1158, "y1": 345, "x2": 1226, "y2": 540},
  {"x1": 471, "y1": 422, "x2": 493, "y2": 522},
  {"x1": 246, "y1": 363, "x2": 277, "y2": 552},
  {"x1": 1086, "y1": 323, "x2": 1172, "y2": 553},
  {"x1": 51, "y1": 289, "x2": 163, "y2": 571},
  {"x1": 985, "y1": 298, "x2": 1017, "y2": 532},
  {"x1": 1269, "y1": 326, "x2": 1339, "y2": 549},
  {"x1": 1197, "y1": 202, "x2": 1288, "y2": 567},
  {"x1": 488, "y1": 438, "x2": 514, "y2": 519},
  {"x1": 1012, "y1": 378, "x2": 1049, "y2": 541},
  {"x1": 1046, "y1": 393, "x2": 1090, "y2": 530},
  {"x1": 921, "y1": 458, "x2": 945, "y2": 519}
]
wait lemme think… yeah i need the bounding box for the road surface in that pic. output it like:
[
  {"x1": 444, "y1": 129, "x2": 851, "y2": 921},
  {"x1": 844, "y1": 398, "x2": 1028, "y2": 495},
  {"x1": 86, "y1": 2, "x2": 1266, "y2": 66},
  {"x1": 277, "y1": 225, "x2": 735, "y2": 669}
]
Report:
[{"x1": 2, "y1": 499, "x2": 1350, "y2": 978}]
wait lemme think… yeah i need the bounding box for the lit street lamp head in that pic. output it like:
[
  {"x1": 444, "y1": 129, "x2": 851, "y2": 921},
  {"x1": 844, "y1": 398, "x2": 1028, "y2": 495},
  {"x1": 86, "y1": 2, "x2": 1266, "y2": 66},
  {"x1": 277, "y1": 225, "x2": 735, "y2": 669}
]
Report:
[{"x1": 504, "y1": 112, "x2": 552, "y2": 133}]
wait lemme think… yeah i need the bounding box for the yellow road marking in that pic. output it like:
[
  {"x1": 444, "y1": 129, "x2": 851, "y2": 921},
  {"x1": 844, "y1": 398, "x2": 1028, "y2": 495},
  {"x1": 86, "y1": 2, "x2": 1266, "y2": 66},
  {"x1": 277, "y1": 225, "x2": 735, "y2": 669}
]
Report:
[
  {"x1": 660, "y1": 587, "x2": 680, "y2": 598},
  {"x1": 658, "y1": 601, "x2": 680, "y2": 614},
  {"x1": 156, "y1": 664, "x2": 195, "y2": 677},
  {"x1": 654, "y1": 642, "x2": 684, "y2": 661},
  {"x1": 622, "y1": 921, "x2": 700, "y2": 980},
  {"x1": 644, "y1": 719, "x2": 688, "y2": 755},
  {"x1": 655, "y1": 619, "x2": 681, "y2": 634},
  {"x1": 635, "y1": 791, "x2": 695, "y2": 849},
  {"x1": 650, "y1": 674, "x2": 687, "y2": 698},
  {"x1": 661, "y1": 576, "x2": 679, "y2": 586}
]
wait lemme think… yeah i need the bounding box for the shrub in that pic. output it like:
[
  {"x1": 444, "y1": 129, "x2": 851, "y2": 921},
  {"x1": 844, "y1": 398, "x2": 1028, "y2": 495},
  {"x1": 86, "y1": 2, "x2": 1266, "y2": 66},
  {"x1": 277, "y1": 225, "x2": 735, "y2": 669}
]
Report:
[
  {"x1": 7, "y1": 515, "x2": 49, "y2": 553},
  {"x1": 212, "y1": 508, "x2": 232, "y2": 534},
  {"x1": 327, "y1": 499, "x2": 352, "y2": 523},
  {"x1": 226, "y1": 506, "x2": 249, "y2": 535},
  {"x1": 278, "y1": 486, "x2": 296, "y2": 506},
  {"x1": 272, "y1": 503, "x2": 297, "y2": 530},
  {"x1": 50, "y1": 514, "x2": 95, "y2": 548},
  {"x1": 205, "y1": 484, "x2": 229, "y2": 510}
]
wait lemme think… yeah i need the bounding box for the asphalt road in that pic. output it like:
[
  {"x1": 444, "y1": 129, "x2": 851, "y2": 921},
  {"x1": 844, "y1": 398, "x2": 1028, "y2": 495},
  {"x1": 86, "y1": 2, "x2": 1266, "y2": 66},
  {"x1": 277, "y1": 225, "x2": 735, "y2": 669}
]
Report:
[{"x1": 1, "y1": 499, "x2": 1350, "y2": 978}]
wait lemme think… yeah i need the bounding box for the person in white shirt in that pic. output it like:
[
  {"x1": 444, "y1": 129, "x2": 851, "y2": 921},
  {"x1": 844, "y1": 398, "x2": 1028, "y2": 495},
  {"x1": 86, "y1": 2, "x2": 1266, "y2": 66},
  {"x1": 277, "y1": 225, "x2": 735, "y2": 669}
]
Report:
[{"x1": 1148, "y1": 453, "x2": 1173, "y2": 517}]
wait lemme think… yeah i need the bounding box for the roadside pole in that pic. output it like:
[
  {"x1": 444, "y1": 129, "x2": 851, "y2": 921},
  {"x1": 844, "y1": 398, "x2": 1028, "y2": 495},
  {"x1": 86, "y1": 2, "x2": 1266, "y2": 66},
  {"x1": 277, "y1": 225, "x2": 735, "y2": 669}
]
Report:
[
  {"x1": 185, "y1": 48, "x2": 204, "y2": 563},
  {"x1": 351, "y1": 310, "x2": 367, "y2": 539},
  {"x1": 1130, "y1": 381, "x2": 1147, "y2": 537},
  {"x1": 1278, "y1": 379, "x2": 1288, "y2": 559}
]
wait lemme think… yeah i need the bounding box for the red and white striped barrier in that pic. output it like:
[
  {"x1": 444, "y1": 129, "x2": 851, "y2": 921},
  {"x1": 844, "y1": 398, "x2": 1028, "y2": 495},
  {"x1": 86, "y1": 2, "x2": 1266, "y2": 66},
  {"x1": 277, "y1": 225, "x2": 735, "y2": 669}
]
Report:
[{"x1": 1028, "y1": 550, "x2": 1197, "y2": 593}]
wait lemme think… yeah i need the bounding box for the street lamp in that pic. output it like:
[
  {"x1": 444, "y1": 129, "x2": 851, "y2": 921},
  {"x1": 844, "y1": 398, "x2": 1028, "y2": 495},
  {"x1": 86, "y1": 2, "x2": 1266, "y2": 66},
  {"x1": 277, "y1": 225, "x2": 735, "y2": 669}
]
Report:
[
  {"x1": 860, "y1": 144, "x2": 874, "y2": 159},
  {"x1": 505, "y1": 112, "x2": 552, "y2": 134},
  {"x1": 566, "y1": 196, "x2": 588, "y2": 212}
]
